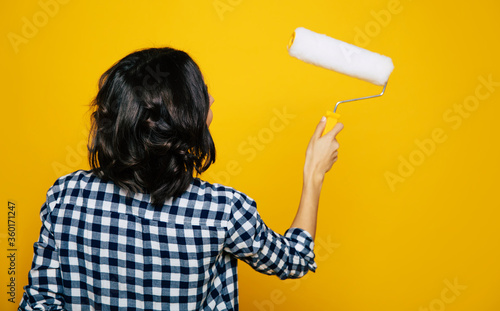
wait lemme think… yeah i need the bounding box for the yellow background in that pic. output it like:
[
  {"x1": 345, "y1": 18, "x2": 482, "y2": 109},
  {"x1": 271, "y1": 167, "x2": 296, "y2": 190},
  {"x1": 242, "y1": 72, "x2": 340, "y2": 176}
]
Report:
[{"x1": 1, "y1": 0, "x2": 499, "y2": 310}]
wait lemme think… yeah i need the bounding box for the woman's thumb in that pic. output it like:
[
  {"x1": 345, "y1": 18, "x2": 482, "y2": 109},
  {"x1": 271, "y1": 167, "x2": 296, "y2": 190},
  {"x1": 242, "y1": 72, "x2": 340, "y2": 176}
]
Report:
[{"x1": 313, "y1": 116, "x2": 327, "y2": 139}]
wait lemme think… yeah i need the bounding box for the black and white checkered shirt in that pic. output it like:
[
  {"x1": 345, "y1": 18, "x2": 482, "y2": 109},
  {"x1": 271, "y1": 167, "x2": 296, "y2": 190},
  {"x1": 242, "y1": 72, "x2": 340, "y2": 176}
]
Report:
[{"x1": 19, "y1": 170, "x2": 316, "y2": 310}]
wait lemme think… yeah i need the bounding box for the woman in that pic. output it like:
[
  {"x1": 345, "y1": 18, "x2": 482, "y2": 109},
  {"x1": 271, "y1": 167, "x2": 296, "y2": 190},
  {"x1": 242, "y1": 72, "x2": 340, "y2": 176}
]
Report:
[{"x1": 19, "y1": 47, "x2": 343, "y2": 310}]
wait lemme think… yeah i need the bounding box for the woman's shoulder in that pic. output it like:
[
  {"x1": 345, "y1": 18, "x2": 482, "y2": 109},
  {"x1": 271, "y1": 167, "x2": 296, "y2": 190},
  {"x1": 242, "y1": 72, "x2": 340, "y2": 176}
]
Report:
[
  {"x1": 58, "y1": 169, "x2": 93, "y2": 182},
  {"x1": 41, "y1": 170, "x2": 99, "y2": 214},
  {"x1": 48, "y1": 169, "x2": 91, "y2": 191},
  {"x1": 191, "y1": 178, "x2": 255, "y2": 205},
  {"x1": 49, "y1": 170, "x2": 99, "y2": 193}
]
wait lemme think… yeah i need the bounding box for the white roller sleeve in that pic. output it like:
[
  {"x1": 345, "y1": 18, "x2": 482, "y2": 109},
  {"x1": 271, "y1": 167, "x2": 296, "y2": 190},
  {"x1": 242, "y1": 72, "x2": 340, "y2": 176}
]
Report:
[{"x1": 288, "y1": 27, "x2": 394, "y2": 86}]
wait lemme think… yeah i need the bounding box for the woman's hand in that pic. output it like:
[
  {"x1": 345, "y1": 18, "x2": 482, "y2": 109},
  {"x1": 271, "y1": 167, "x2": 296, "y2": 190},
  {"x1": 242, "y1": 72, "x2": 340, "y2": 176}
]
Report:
[
  {"x1": 290, "y1": 118, "x2": 343, "y2": 240},
  {"x1": 304, "y1": 117, "x2": 344, "y2": 184}
]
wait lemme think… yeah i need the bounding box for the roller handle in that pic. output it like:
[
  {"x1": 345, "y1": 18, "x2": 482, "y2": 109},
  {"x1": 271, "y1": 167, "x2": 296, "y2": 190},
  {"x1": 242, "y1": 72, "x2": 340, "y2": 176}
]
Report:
[{"x1": 322, "y1": 111, "x2": 341, "y2": 136}]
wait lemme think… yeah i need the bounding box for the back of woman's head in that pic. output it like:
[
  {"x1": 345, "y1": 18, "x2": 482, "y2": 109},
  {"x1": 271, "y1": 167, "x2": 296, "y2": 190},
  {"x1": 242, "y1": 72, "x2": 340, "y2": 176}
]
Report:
[{"x1": 88, "y1": 47, "x2": 215, "y2": 206}]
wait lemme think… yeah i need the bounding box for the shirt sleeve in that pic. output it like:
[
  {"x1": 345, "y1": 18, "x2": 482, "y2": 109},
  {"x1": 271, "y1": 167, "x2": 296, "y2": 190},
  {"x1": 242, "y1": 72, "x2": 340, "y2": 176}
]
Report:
[
  {"x1": 223, "y1": 192, "x2": 317, "y2": 280},
  {"x1": 19, "y1": 184, "x2": 66, "y2": 310}
]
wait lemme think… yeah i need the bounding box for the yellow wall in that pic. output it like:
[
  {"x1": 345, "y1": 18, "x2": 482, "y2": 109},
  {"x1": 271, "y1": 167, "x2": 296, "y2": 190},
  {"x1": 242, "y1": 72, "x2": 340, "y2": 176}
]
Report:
[{"x1": 1, "y1": 0, "x2": 500, "y2": 310}]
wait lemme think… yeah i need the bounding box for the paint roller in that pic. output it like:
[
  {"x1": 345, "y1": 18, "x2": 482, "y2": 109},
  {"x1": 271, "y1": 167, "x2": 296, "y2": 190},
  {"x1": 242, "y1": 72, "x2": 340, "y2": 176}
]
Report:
[{"x1": 287, "y1": 27, "x2": 394, "y2": 135}]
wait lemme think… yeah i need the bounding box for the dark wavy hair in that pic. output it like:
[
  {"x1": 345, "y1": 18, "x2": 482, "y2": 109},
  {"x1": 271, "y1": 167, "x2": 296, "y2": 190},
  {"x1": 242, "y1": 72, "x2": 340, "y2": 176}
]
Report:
[{"x1": 88, "y1": 47, "x2": 215, "y2": 206}]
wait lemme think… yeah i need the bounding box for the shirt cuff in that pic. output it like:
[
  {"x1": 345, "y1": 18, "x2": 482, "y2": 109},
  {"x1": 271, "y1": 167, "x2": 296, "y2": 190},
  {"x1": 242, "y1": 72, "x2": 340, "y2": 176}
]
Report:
[{"x1": 284, "y1": 227, "x2": 318, "y2": 272}]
